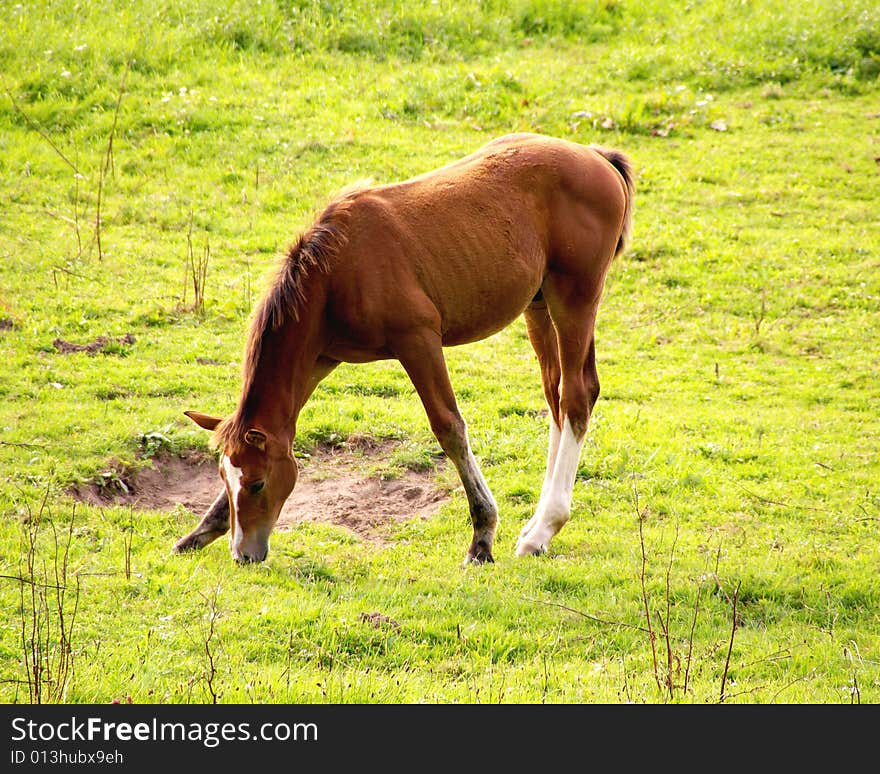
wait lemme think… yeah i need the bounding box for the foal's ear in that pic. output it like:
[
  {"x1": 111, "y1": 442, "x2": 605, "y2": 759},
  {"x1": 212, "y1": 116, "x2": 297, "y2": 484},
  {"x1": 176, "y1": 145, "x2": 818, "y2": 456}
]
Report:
[
  {"x1": 184, "y1": 411, "x2": 224, "y2": 431},
  {"x1": 244, "y1": 429, "x2": 267, "y2": 450}
]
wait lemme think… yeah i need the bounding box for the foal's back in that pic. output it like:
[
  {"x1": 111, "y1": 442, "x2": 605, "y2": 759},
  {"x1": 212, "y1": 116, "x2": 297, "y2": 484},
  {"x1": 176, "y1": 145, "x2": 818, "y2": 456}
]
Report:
[{"x1": 322, "y1": 134, "x2": 629, "y2": 358}]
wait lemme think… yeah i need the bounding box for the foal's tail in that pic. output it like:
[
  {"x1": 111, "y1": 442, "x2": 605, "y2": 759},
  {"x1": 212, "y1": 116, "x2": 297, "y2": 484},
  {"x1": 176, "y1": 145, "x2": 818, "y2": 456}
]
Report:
[{"x1": 592, "y1": 147, "x2": 634, "y2": 257}]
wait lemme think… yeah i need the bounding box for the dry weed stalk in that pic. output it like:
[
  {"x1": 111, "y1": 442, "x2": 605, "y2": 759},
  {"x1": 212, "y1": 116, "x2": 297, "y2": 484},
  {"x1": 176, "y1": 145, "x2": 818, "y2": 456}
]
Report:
[
  {"x1": 719, "y1": 580, "x2": 742, "y2": 702},
  {"x1": 184, "y1": 211, "x2": 210, "y2": 314},
  {"x1": 94, "y1": 59, "x2": 131, "y2": 261},
  {"x1": 6, "y1": 57, "x2": 131, "y2": 263},
  {"x1": 633, "y1": 485, "x2": 711, "y2": 701},
  {"x1": 198, "y1": 583, "x2": 222, "y2": 704},
  {"x1": 634, "y1": 487, "x2": 663, "y2": 696},
  {"x1": 122, "y1": 509, "x2": 134, "y2": 581},
  {"x1": 8, "y1": 490, "x2": 81, "y2": 703}
]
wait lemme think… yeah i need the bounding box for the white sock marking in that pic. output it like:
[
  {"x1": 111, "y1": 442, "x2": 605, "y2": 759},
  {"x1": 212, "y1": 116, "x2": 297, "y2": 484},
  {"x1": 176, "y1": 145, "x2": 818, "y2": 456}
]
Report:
[
  {"x1": 544, "y1": 415, "x2": 583, "y2": 518},
  {"x1": 517, "y1": 415, "x2": 585, "y2": 555},
  {"x1": 541, "y1": 417, "x2": 562, "y2": 499},
  {"x1": 522, "y1": 417, "x2": 562, "y2": 538}
]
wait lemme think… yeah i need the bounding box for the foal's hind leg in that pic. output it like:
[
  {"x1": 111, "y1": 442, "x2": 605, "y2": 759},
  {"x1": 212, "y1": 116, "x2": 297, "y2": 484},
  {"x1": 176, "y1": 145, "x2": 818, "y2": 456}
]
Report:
[
  {"x1": 519, "y1": 303, "x2": 562, "y2": 541},
  {"x1": 392, "y1": 328, "x2": 498, "y2": 564},
  {"x1": 516, "y1": 291, "x2": 601, "y2": 557}
]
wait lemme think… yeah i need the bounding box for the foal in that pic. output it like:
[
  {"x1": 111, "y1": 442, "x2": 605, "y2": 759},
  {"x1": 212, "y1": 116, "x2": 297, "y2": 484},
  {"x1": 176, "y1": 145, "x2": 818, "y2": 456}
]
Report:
[{"x1": 175, "y1": 133, "x2": 633, "y2": 564}]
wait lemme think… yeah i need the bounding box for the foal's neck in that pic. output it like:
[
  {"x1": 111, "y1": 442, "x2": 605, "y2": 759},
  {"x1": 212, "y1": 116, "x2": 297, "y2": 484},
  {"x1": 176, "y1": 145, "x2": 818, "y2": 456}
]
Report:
[{"x1": 239, "y1": 296, "x2": 327, "y2": 443}]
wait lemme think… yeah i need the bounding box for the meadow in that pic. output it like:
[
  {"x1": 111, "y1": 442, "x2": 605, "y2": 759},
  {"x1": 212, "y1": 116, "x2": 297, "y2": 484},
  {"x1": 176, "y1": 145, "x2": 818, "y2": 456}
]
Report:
[{"x1": 0, "y1": 0, "x2": 878, "y2": 704}]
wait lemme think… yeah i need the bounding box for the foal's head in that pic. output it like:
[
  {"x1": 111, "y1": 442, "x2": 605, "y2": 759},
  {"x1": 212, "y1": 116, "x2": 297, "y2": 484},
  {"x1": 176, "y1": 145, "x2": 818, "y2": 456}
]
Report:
[{"x1": 185, "y1": 411, "x2": 297, "y2": 563}]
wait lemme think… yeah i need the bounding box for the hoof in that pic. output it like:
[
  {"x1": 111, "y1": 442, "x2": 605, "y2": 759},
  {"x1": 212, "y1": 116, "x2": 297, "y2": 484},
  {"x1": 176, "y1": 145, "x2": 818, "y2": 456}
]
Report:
[
  {"x1": 463, "y1": 553, "x2": 494, "y2": 567},
  {"x1": 463, "y1": 550, "x2": 495, "y2": 566},
  {"x1": 514, "y1": 535, "x2": 547, "y2": 557},
  {"x1": 464, "y1": 536, "x2": 495, "y2": 566},
  {"x1": 516, "y1": 514, "x2": 566, "y2": 557},
  {"x1": 171, "y1": 530, "x2": 220, "y2": 554}
]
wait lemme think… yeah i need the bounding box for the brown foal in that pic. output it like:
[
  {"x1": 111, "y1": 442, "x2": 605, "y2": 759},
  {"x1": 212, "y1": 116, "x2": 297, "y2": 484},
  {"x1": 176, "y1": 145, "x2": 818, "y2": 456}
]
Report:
[{"x1": 174, "y1": 133, "x2": 633, "y2": 564}]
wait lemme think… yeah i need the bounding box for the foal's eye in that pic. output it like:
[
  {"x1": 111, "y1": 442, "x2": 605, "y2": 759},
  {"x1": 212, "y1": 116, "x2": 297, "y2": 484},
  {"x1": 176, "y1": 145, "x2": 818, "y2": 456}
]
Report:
[{"x1": 248, "y1": 481, "x2": 265, "y2": 495}]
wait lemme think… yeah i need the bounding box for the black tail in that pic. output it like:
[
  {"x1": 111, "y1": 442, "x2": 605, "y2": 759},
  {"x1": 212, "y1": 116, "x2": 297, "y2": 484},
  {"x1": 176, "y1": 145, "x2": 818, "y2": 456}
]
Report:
[{"x1": 592, "y1": 147, "x2": 634, "y2": 256}]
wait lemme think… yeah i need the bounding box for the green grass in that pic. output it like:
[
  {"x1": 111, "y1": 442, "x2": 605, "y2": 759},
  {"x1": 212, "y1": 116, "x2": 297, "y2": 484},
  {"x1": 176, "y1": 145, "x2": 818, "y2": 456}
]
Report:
[{"x1": 1, "y1": 0, "x2": 878, "y2": 704}]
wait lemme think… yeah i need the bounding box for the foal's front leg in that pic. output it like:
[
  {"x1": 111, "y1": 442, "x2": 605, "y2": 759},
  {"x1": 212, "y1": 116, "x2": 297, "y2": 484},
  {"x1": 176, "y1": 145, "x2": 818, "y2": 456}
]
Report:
[
  {"x1": 440, "y1": 417, "x2": 498, "y2": 564},
  {"x1": 172, "y1": 488, "x2": 230, "y2": 553},
  {"x1": 393, "y1": 328, "x2": 498, "y2": 564}
]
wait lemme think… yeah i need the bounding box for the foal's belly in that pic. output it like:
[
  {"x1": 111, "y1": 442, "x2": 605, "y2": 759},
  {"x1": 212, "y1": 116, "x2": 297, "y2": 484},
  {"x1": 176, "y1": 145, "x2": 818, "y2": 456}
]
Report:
[
  {"x1": 433, "y1": 253, "x2": 544, "y2": 346},
  {"x1": 438, "y1": 282, "x2": 538, "y2": 346},
  {"x1": 324, "y1": 262, "x2": 541, "y2": 363}
]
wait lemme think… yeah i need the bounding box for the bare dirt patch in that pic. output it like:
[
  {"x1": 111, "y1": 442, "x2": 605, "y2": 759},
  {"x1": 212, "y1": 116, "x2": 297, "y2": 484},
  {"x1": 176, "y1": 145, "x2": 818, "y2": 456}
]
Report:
[
  {"x1": 70, "y1": 443, "x2": 450, "y2": 542},
  {"x1": 53, "y1": 334, "x2": 136, "y2": 355}
]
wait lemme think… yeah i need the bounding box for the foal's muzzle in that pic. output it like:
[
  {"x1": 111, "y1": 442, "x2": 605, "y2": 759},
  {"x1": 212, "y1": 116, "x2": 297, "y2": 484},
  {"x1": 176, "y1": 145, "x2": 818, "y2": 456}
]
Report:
[{"x1": 232, "y1": 546, "x2": 269, "y2": 564}]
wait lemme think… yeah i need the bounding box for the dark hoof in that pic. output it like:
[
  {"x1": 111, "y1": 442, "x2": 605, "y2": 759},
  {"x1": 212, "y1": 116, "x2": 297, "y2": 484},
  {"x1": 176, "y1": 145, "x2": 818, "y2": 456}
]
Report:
[
  {"x1": 171, "y1": 529, "x2": 223, "y2": 554},
  {"x1": 171, "y1": 537, "x2": 200, "y2": 554},
  {"x1": 464, "y1": 537, "x2": 495, "y2": 565}
]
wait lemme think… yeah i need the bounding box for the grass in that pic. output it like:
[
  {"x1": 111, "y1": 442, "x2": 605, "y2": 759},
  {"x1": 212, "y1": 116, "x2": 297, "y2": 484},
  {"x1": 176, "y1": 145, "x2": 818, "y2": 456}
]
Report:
[{"x1": 0, "y1": 0, "x2": 878, "y2": 704}]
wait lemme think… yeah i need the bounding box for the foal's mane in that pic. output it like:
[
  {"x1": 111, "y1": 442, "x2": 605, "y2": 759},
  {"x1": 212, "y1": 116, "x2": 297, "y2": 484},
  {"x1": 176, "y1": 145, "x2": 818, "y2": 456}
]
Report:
[{"x1": 213, "y1": 185, "x2": 365, "y2": 450}]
